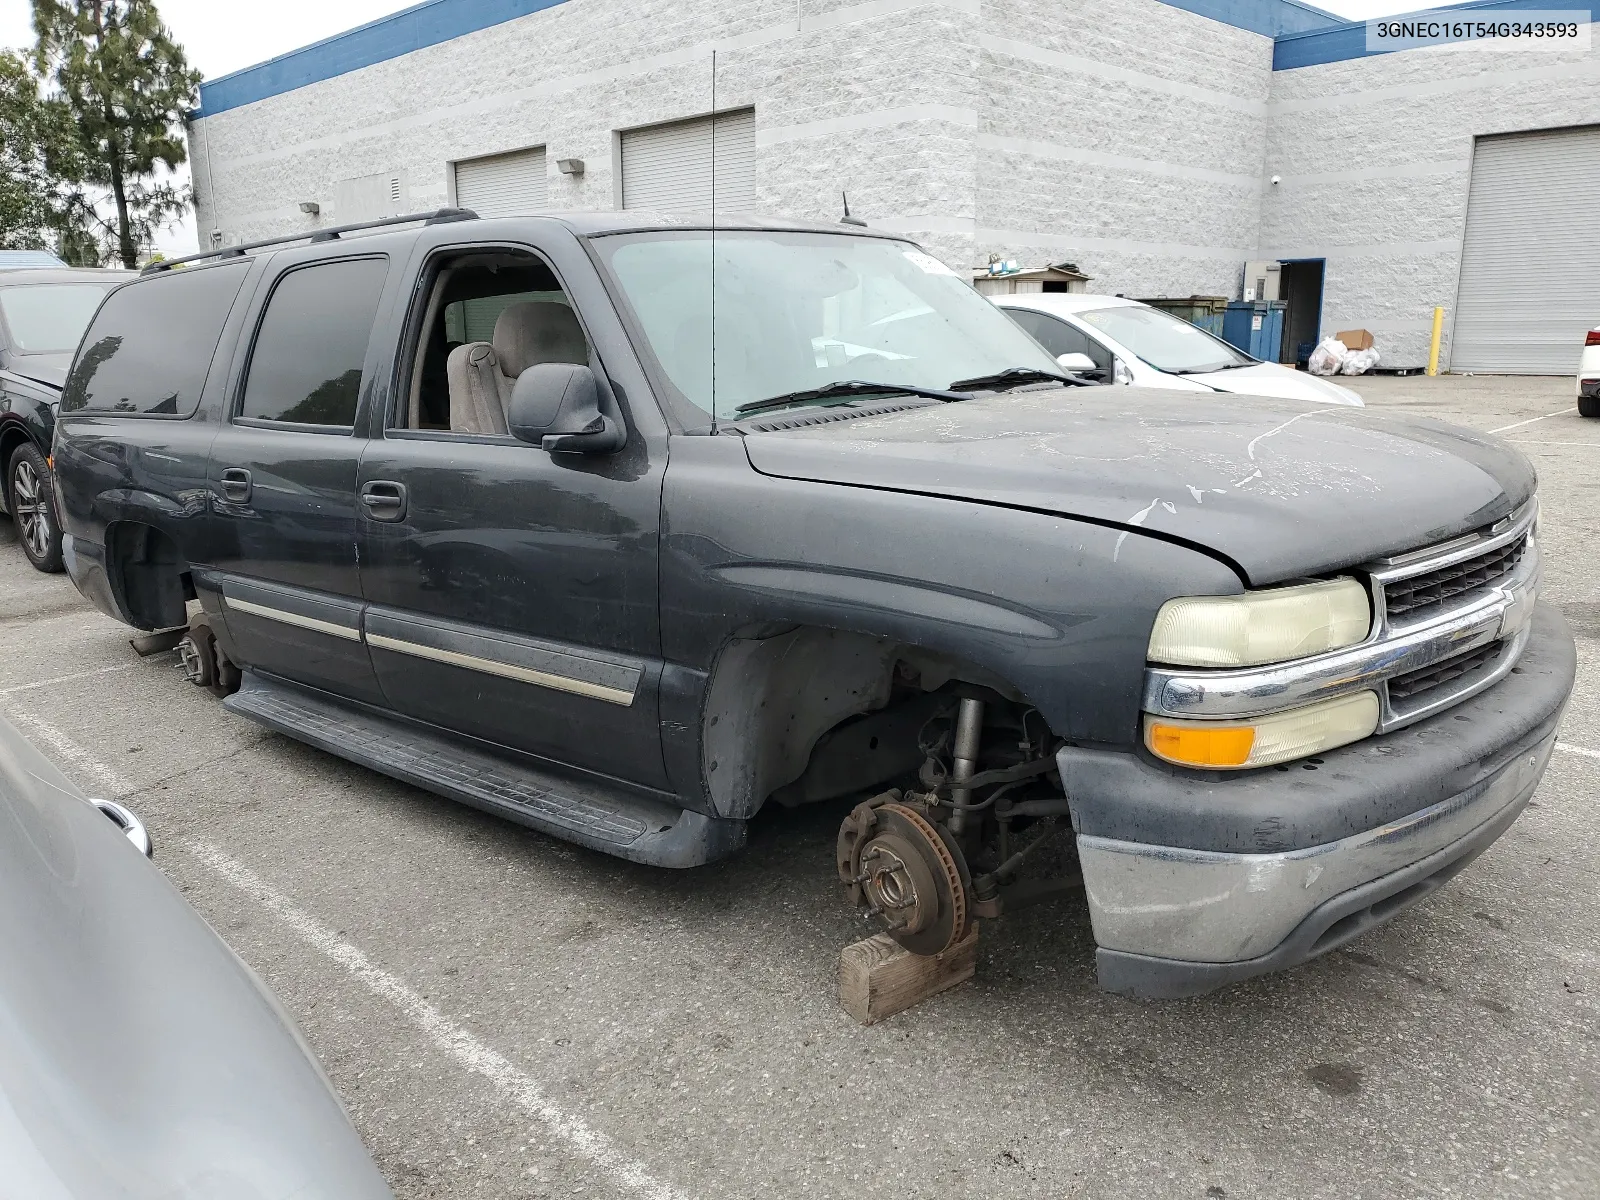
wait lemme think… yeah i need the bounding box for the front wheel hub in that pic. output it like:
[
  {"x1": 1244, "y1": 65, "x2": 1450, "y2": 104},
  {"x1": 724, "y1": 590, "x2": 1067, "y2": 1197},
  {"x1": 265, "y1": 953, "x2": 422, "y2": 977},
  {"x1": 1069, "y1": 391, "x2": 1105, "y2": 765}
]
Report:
[{"x1": 838, "y1": 797, "x2": 969, "y2": 956}]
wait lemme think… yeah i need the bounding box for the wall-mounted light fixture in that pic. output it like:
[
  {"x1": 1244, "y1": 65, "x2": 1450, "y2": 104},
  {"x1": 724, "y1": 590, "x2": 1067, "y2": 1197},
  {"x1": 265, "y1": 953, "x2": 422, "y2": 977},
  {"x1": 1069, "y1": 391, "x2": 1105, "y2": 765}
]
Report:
[
  {"x1": 299, "y1": 200, "x2": 321, "y2": 214},
  {"x1": 556, "y1": 158, "x2": 585, "y2": 176}
]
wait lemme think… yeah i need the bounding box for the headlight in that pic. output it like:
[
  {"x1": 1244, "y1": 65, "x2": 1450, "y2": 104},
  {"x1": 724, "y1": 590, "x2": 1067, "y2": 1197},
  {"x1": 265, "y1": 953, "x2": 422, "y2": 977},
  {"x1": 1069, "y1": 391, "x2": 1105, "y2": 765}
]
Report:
[
  {"x1": 1144, "y1": 691, "x2": 1380, "y2": 770},
  {"x1": 1147, "y1": 578, "x2": 1371, "y2": 668}
]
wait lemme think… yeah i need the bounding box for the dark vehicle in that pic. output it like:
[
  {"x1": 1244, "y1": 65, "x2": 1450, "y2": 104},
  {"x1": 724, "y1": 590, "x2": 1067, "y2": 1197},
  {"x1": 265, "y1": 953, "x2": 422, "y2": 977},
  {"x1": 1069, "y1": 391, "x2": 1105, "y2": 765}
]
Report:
[
  {"x1": 53, "y1": 211, "x2": 1575, "y2": 999},
  {"x1": 0, "y1": 266, "x2": 122, "y2": 570},
  {"x1": 0, "y1": 713, "x2": 393, "y2": 1196}
]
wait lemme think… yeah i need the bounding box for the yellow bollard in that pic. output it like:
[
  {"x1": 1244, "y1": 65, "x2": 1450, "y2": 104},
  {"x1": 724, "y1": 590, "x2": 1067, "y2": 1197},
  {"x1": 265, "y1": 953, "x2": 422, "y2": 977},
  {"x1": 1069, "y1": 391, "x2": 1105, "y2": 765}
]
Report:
[{"x1": 1427, "y1": 306, "x2": 1445, "y2": 376}]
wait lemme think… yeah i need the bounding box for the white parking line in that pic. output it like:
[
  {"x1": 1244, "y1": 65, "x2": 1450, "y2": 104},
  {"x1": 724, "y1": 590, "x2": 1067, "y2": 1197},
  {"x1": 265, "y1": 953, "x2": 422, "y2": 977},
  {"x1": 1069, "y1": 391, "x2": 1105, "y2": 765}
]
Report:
[
  {"x1": 5, "y1": 709, "x2": 135, "y2": 794},
  {"x1": 1556, "y1": 742, "x2": 1600, "y2": 761},
  {"x1": 0, "y1": 703, "x2": 684, "y2": 1200},
  {"x1": 1488, "y1": 407, "x2": 1578, "y2": 434},
  {"x1": 0, "y1": 663, "x2": 133, "y2": 696},
  {"x1": 192, "y1": 843, "x2": 685, "y2": 1200}
]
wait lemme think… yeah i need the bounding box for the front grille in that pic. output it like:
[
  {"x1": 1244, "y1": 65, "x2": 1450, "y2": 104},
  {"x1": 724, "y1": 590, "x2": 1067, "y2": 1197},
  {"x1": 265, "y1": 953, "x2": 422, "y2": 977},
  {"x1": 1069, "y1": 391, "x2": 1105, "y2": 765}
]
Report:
[
  {"x1": 1382, "y1": 534, "x2": 1527, "y2": 621},
  {"x1": 1387, "y1": 642, "x2": 1502, "y2": 703}
]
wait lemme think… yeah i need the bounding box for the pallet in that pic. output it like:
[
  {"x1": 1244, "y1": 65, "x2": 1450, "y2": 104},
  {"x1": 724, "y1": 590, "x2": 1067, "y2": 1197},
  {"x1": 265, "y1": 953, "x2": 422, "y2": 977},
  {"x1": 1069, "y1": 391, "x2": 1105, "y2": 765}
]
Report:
[{"x1": 839, "y1": 921, "x2": 979, "y2": 1025}]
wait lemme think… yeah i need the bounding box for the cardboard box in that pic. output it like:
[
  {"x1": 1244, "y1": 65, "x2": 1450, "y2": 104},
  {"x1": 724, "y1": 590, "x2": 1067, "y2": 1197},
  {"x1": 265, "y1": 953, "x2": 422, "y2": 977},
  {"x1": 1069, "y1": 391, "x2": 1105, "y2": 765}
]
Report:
[{"x1": 1336, "y1": 328, "x2": 1374, "y2": 351}]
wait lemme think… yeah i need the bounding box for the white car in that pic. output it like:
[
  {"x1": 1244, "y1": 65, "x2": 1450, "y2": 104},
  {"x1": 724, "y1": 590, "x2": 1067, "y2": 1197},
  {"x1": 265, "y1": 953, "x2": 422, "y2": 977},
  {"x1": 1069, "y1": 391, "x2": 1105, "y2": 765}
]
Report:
[
  {"x1": 1578, "y1": 325, "x2": 1599, "y2": 417},
  {"x1": 994, "y1": 293, "x2": 1364, "y2": 407}
]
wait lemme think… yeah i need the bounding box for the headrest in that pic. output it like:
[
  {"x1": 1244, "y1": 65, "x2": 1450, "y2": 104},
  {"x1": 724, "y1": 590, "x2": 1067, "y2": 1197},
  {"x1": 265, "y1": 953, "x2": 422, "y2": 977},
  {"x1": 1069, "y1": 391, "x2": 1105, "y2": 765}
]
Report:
[{"x1": 492, "y1": 301, "x2": 588, "y2": 376}]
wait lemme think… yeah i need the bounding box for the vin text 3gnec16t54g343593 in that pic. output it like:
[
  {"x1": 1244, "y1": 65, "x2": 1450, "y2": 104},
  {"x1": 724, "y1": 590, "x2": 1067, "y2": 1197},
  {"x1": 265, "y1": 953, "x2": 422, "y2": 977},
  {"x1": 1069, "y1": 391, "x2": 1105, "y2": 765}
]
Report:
[{"x1": 51, "y1": 209, "x2": 1575, "y2": 999}]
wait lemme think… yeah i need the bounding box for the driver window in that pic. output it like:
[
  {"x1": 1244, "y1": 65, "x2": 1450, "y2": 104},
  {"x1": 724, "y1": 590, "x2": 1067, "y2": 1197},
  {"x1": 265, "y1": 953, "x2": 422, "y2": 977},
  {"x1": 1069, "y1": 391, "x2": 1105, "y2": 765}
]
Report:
[{"x1": 401, "y1": 249, "x2": 589, "y2": 434}]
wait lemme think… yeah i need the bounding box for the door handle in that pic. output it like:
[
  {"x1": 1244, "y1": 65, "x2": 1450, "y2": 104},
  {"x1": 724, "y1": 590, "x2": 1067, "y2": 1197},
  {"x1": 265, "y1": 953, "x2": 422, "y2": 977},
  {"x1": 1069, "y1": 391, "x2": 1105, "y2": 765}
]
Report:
[
  {"x1": 219, "y1": 468, "x2": 251, "y2": 502},
  {"x1": 360, "y1": 480, "x2": 408, "y2": 522}
]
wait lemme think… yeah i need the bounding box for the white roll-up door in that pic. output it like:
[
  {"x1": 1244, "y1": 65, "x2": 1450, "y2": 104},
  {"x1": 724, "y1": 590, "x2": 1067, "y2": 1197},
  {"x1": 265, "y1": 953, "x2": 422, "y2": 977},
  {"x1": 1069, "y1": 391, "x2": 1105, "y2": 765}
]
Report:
[
  {"x1": 1453, "y1": 126, "x2": 1600, "y2": 374},
  {"x1": 620, "y1": 109, "x2": 756, "y2": 214},
  {"x1": 452, "y1": 147, "x2": 548, "y2": 217}
]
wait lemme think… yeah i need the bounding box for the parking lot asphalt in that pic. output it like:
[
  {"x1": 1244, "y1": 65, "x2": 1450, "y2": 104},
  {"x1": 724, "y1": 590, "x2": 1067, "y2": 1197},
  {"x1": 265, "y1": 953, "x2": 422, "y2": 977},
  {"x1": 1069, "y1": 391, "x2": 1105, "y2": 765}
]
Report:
[{"x1": 2, "y1": 374, "x2": 1595, "y2": 1200}]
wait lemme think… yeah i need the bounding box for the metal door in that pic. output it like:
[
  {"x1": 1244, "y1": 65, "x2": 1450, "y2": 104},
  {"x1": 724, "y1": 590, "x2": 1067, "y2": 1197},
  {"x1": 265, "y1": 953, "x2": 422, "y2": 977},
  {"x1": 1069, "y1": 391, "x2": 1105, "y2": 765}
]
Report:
[
  {"x1": 355, "y1": 228, "x2": 670, "y2": 790},
  {"x1": 1453, "y1": 125, "x2": 1600, "y2": 374},
  {"x1": 206, "y1": 253, "x2": 392, "y2": 704}
]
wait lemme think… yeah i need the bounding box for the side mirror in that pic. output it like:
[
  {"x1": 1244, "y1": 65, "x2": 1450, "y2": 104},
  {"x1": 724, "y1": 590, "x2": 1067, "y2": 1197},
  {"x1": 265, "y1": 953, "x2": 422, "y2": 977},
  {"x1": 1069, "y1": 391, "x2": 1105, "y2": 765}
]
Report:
[
  {"x1": 1056, "y1": 352, "x2": 1098, "y2": 374},
  {"x1": 507, "y1": 363, "x2": 625, "y2": 454}
]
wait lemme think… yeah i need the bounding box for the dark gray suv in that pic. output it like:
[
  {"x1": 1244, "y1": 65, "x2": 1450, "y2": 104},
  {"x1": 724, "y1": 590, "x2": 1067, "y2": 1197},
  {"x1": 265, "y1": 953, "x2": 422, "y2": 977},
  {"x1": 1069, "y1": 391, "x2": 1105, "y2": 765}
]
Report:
[
  {"x1": 0, "y1": 266, "x2": 120, "y2": 570},
  {"x1": 52, "y1": 210, "x2": 1575, "y2": 998}
]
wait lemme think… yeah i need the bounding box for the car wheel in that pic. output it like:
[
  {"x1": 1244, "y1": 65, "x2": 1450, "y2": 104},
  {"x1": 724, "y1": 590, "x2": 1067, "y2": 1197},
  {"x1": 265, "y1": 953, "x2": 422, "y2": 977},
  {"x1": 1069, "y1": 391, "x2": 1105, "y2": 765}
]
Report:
[
  {"x1": 1579, "y1": 395, "x2": 1600, "y2": 419},
  {"x1": 9, "y1": 444, "x2": 63, "y2": 573}
]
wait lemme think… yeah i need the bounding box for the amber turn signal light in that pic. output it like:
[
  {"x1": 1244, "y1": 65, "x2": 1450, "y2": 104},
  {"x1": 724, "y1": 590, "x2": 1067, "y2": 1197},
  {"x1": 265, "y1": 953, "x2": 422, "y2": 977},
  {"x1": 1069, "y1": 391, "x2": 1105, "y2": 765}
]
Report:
[{"x1": 1146, "y1": 721, "x2": 1255, "y2": 768}]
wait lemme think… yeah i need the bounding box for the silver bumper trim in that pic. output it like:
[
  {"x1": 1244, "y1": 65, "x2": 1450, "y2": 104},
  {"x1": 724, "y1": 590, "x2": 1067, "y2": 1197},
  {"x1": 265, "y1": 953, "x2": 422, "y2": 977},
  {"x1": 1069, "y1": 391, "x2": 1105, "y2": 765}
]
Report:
[{"x1": 1076, "y1": 731, "x2": 1554, "y2": 963}]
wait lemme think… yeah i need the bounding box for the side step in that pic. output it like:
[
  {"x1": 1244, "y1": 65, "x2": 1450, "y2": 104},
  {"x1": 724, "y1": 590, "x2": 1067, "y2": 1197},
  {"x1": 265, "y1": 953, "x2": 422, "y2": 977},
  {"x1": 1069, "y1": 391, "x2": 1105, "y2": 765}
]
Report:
[{"x1": 225, "y1": 671, "x2": 745, "y2": 868}]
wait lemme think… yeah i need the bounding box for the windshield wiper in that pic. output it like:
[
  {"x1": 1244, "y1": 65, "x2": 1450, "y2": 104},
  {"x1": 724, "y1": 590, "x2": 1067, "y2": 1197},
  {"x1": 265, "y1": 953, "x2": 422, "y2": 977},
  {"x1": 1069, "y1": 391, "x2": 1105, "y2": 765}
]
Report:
[
  {"x1": 1170, "y1": 362, "x2": 1252, "y2": 375},
  {"x1": 947, "y1": 366, "x2": 1086, "y2": 392},
  {"x1": 731, "y1": 380, "x2": 971, "y2": 418}
]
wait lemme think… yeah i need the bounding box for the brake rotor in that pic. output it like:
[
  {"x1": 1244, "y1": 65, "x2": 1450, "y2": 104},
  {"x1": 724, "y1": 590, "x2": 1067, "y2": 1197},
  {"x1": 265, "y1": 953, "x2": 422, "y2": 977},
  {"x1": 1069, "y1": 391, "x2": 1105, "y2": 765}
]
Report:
[{"x1": 838, "y1": 799, "x2": 968, "y2": 956}]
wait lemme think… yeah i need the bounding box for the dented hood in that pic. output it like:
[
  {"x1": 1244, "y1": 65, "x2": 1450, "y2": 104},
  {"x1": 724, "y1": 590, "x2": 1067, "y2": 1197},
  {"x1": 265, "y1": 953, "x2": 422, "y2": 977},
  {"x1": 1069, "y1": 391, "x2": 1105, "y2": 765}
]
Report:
[{"x1": 739, "y1": 388, "x2": 1536, "y2": 585}]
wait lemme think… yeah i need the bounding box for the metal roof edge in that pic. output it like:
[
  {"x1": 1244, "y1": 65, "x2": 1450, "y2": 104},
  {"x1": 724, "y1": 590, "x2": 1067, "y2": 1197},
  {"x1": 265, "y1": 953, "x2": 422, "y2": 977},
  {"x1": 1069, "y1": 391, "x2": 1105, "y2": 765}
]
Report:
[
  {"x1": 193, "y1": 0, "x2": 571, "y2": 118},
  {"x1": 1154, "y1": 0, "x2": 1344, "y2": 38}
]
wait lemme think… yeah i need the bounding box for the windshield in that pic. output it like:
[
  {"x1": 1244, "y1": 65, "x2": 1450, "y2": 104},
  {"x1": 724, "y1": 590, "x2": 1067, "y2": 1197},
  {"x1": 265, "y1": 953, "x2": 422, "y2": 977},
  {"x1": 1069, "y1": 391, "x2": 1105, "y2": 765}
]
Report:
[
  {"x1": 1077, "y1": 305, "x2": 1252, "y2": 374},
  {"x1": 0, "y1": 283, "x2": 114, "y2": 355},
  {"x1": 595, "y1": 230, "x2": 1061, "y2": 422}
]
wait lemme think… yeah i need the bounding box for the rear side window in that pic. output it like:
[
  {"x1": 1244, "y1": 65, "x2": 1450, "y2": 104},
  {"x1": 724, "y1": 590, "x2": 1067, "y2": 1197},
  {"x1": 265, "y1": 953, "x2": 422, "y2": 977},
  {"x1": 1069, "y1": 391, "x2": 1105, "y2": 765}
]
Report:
[
  {"x1": 60, "y1": 262, "x2": 250, "y2": 416},
  {"x1": 239, "y1": 257, "x2": 388, "y2": 426}
]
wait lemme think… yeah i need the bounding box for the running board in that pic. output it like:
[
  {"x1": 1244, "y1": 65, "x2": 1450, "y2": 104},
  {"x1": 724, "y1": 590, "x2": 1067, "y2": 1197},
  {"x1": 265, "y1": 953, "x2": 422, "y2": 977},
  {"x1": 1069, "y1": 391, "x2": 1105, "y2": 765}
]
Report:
[{"x1": 225, "y1": 672, "x2": 745, "y2": 867}]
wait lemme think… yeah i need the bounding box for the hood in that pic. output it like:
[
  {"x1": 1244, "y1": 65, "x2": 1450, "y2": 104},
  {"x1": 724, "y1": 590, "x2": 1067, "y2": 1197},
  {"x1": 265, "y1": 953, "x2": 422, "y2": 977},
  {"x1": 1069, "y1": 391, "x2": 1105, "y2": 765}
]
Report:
[
  {"x1": 0, "y1": 717, "x2": 394, "y2": 1198},
  {"x1": 2, "y1": 352, "x2": 69, "y2": 392},
  {"x1": 1195, "y1": 362, "x2": 1362, "y2": 407},
  {"x1": 739, "y1": 387, "x2": 1534, "y2": 585}
]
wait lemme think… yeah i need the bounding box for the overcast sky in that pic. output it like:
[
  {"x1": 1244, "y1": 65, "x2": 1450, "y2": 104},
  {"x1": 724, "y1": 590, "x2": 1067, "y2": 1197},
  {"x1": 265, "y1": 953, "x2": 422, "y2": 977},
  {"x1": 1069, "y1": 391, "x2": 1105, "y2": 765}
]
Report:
[{"x1": 1, "y1": 0, "x2": 1432, "y2": 255}]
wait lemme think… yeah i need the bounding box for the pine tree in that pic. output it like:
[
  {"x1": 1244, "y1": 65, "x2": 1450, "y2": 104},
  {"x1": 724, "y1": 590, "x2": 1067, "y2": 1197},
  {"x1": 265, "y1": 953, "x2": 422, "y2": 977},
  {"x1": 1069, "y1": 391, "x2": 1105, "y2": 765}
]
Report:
[{"x1": 31, "y1": 0, "x2": 200, "y2": 268}]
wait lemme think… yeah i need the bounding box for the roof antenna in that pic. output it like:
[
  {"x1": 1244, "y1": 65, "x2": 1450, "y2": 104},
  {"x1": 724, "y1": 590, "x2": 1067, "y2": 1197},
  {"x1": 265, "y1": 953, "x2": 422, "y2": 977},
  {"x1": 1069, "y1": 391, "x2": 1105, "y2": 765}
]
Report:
[
  {"x1": 840, "y1": 191, "x2": 867, "y2": 227},
  {"x1": 709, "y1": 49, "x2": 718, "y2": 434}
]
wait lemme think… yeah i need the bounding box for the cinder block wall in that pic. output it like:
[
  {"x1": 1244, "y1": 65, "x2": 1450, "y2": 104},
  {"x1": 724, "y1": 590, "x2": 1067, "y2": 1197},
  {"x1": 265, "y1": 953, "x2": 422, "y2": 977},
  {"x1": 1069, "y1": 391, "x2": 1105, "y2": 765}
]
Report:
[
  {"x1": 969, "y1": 0, "x2": 1273, "y2": 299},
  {"x1": 188, "y1": 0, "x2": 990, "y2": 268},
  {"x1": 1263, "y1": 41, "x2": 1600, "y2": 369},
  {"x1": 186, "y1": 0, "x2": 1271, "y2": 289},
  {"x1": 188, "y1": 0, "x2": 1600, "y2": 369}
]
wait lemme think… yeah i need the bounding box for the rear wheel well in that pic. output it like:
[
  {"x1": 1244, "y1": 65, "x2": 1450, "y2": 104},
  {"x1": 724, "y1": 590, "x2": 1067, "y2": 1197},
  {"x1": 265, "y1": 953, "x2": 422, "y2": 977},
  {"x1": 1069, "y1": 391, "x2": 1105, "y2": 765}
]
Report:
[
  {"x1": 700, "y1": 626, "x2": 1038, "y2": 820},
  {"x1": 105, "y1": 522, "x2": 194, "y2": 630}
]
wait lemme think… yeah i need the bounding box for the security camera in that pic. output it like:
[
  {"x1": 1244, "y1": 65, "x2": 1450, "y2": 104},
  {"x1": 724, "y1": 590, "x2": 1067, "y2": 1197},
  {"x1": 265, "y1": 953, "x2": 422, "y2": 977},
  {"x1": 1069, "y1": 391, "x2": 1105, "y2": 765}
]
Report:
[{"x1": 1271, "y1": 175, "x2": 1281, "y2": 186}]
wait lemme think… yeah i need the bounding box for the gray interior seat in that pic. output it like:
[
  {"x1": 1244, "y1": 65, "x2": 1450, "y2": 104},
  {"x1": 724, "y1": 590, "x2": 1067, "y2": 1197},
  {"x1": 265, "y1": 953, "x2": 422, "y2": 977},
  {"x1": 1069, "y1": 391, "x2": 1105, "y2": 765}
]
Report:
[{"x1": 445, "y1": 301, "x2": 588, "y2": 434}]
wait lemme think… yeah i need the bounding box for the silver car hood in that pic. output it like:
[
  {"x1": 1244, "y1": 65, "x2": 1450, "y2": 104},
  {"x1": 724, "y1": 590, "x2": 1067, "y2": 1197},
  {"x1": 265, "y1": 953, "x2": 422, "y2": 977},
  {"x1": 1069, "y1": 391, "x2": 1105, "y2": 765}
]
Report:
[{"x1": 0, "y1": 717, "x2": 393, "y2": 1198}]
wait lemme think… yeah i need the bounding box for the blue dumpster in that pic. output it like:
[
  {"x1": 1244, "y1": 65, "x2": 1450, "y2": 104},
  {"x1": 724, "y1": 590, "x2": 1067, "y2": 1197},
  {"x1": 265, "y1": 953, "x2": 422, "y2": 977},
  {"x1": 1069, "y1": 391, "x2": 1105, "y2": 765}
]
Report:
[{"x1": 1222, "y1": 301, "x2": 1285, "y2": 361}]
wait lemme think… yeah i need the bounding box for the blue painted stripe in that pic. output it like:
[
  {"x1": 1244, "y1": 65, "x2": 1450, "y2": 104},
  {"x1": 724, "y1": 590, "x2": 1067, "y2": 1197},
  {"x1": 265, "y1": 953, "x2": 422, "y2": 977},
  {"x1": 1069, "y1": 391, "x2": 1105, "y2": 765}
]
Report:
[
  {"x1": 1274, "y1": 0, "x2": 1596, "y2": 69},
  {"x1": 194, "y1": 0, "x2": 572, "y2": 117},
  {"x1": 1155, "y1": 0, "x2": 1342, "y2": 37}
]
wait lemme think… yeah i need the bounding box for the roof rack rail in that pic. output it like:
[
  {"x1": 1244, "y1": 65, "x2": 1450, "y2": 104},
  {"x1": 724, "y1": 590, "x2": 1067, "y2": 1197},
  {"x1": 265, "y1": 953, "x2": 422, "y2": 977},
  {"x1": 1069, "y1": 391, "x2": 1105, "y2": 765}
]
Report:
[{"x1": 141, "y1": 207, "x2": 479, "y2": 275}]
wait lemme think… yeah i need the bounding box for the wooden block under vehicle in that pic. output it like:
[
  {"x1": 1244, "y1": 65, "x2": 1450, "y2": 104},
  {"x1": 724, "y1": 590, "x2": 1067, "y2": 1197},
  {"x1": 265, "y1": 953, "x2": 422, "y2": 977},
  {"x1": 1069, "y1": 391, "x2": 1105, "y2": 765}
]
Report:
[{"x1": 838, "y1": 921, "x2": 979, "y2": 1025}]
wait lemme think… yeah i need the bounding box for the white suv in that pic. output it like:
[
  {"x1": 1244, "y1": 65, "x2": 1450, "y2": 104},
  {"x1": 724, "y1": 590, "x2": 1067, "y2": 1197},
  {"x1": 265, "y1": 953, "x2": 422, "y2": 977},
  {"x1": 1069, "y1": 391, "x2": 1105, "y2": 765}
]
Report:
[{"x1": 1579, "y1": 325, "x2": 1599, "y2": 418}]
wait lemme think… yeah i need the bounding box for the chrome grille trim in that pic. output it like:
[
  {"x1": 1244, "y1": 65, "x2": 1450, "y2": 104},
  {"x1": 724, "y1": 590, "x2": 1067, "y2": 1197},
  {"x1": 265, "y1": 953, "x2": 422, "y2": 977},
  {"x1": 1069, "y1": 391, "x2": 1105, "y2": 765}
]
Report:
[{"x1": 1142, "y1": 500, "x2": 1539, "y2": 734}]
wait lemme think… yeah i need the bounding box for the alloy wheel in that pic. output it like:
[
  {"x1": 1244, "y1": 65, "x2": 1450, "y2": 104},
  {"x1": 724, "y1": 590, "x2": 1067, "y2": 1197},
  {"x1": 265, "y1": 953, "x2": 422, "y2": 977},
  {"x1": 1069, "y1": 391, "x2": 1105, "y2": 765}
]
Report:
[{"x1": 12, "y1": 457, "x2": 52, "y2": 563}]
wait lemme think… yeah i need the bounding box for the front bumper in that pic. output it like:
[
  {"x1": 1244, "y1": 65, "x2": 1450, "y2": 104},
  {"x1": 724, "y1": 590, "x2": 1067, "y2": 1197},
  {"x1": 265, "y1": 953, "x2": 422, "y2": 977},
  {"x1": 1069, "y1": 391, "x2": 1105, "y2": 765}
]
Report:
[{"x1": 1058, "y1": 603, "x2": 1575, "y2": 999}]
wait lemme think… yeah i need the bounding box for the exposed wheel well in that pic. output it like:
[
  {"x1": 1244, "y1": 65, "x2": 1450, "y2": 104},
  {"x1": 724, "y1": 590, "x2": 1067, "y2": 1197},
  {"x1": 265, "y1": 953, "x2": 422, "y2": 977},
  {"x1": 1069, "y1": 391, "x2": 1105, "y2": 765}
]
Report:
[
  {"x1": 105, "y1": 522, "x2": 194, "y2": 630},
  {"x1": 700, "y1": 625, "x2": 1036, "y2": 820}
]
